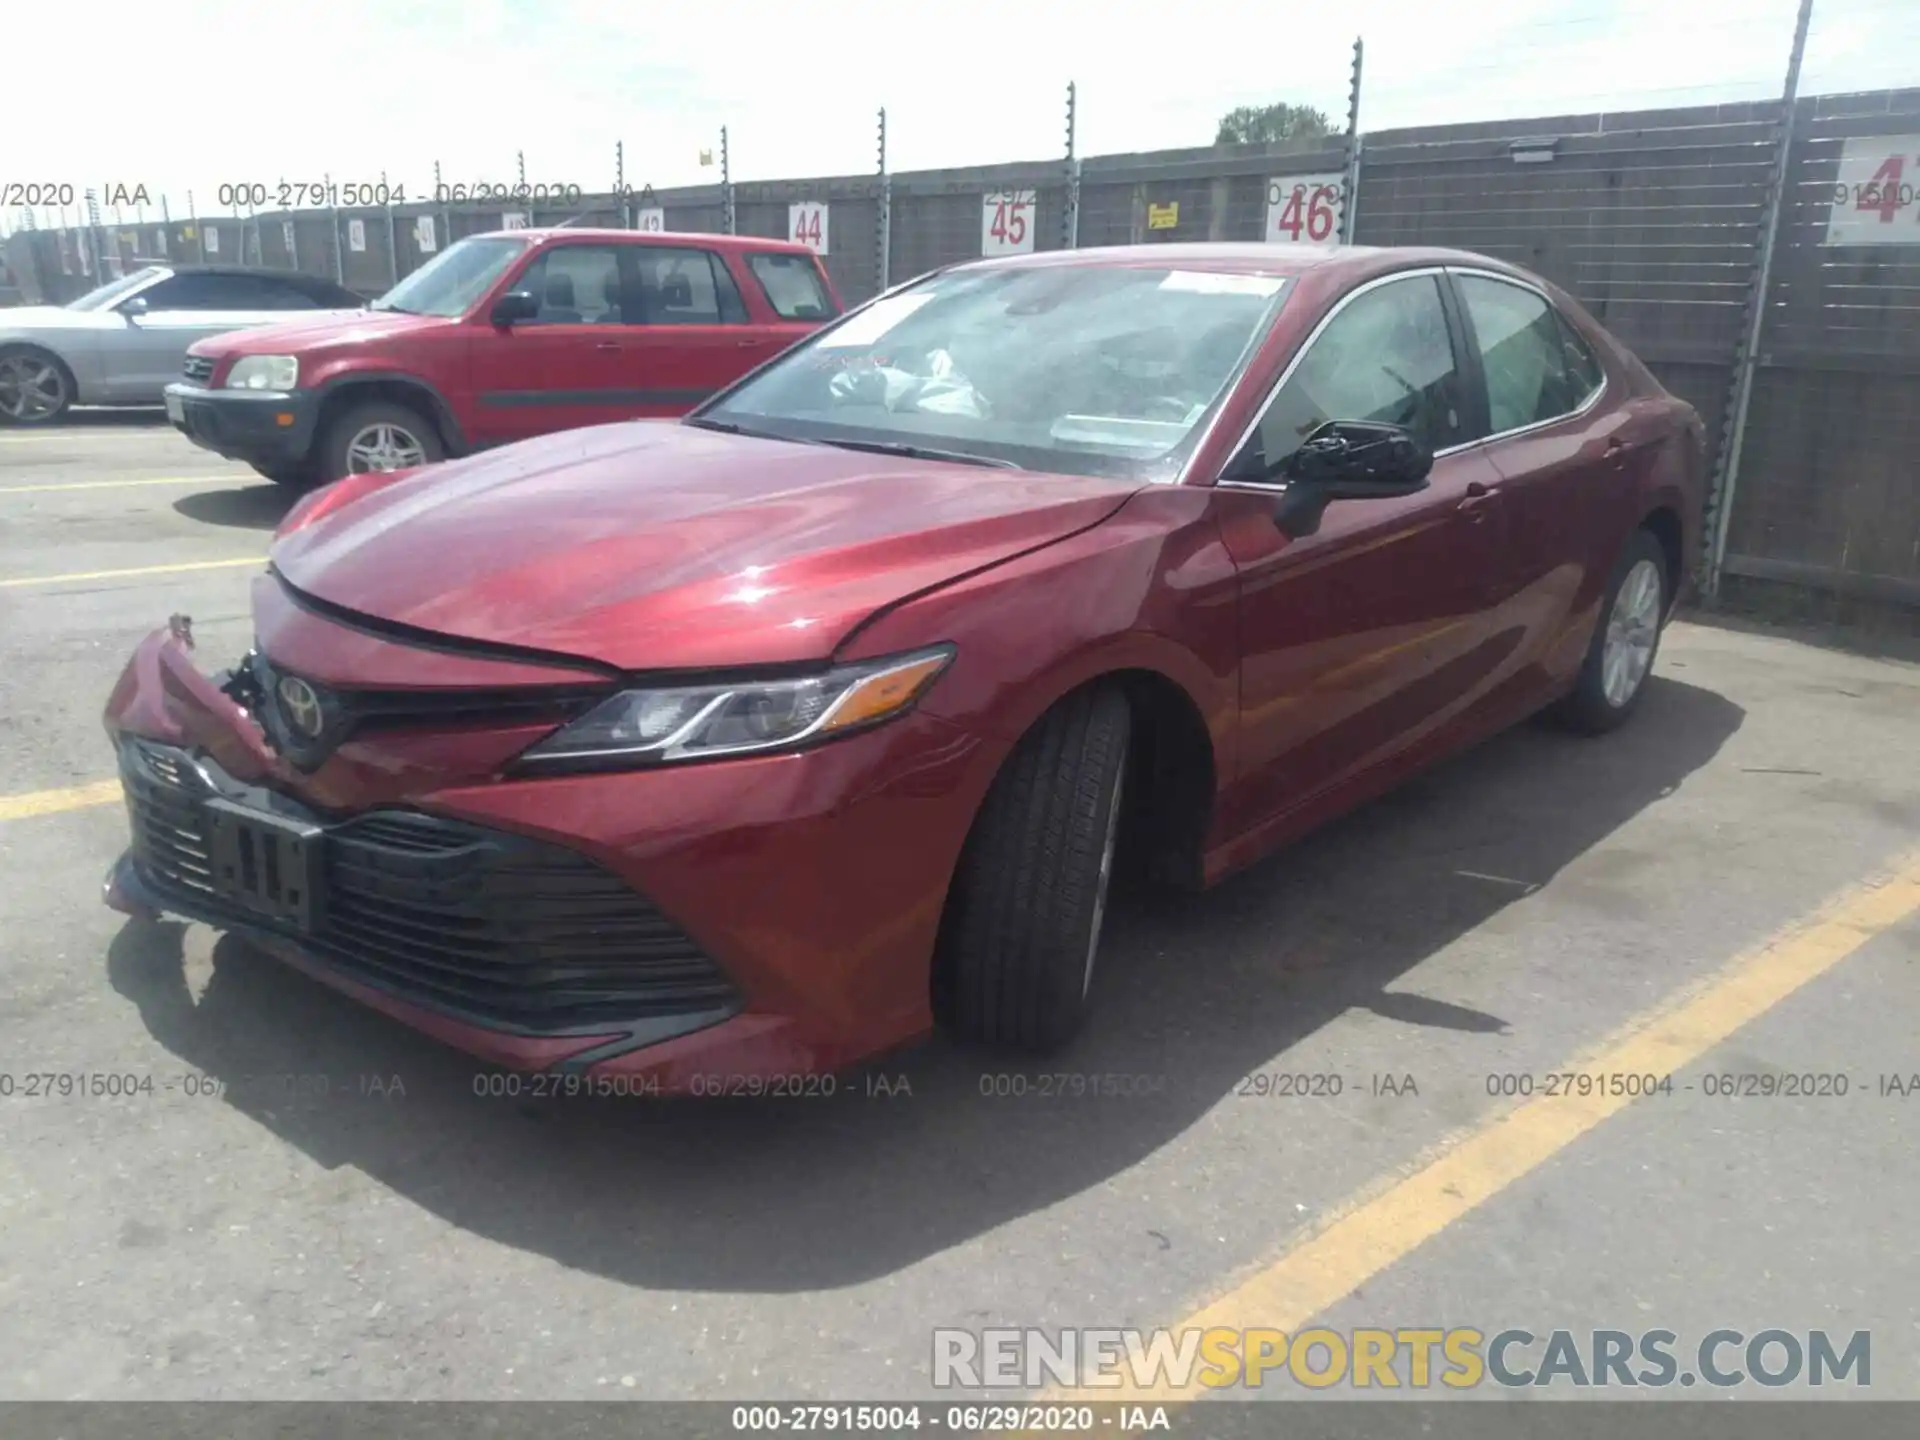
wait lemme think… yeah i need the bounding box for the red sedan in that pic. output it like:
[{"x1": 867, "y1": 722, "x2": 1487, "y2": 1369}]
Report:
[{"x1": 102, "y1": 244, "x2": 1704, "y2": 1090}]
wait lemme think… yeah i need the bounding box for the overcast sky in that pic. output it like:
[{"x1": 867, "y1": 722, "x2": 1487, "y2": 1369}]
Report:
[{"x1": 4, "y1": 0, "x2": 1914, "y2": 228}]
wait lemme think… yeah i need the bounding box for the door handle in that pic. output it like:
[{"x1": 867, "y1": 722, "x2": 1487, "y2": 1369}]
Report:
[
  {"x1": 1457, "y1": 480, "x2": 1498, "y2": 517},
  {"x1": 735, "y1": 338, "x2": 767, "y2": 348},
  {"x1": 595, "y1": 340, "x2": 621, "y2": 351}
]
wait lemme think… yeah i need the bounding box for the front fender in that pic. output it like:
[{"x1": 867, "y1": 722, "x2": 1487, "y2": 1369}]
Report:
[
  {"x1": 834, "y1": 484, "x2": 1242, "y2": 818},
  {"x1": 309, "y1": 367, "x2": 470, "y2": 453}
]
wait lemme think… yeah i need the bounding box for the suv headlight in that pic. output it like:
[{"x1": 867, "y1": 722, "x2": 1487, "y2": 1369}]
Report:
[
  {"x1": 224, "y1": 355, "x2": 299, "y2": 390},
  {"x1": 518, "y1": 645, "x2": 954, "y2": 769}
]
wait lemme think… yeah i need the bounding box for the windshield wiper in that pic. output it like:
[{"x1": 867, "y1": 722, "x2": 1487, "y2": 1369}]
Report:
[
  {"x1": 809, "y1": 437, "x2": 1021, "y2": 470},
  {"x1": 369, "y1": 300, "x2": 418, "y2": 315},
  {"x1": 682, "y1": 416, "x2": 781, "y2": 440}
]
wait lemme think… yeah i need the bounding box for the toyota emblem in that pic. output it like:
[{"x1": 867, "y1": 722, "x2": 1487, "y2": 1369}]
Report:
[{"x1": 276, "y1": 675, "x2": 326, "y2": 742}]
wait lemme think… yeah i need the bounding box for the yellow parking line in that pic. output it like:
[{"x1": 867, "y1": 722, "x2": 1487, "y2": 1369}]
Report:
[
  {"x1": 1053, "y1": 846, "x2": 1920, "y2": 1405},
  {"x1": 0, "y1": 556, "x2": 266, "y2": 588},
  {"x1": 0, "y1": 778, "x2": 123, "y2": 822},
  {"x1": 0, "y1": 475, "x2": 249, "y2": 494}
]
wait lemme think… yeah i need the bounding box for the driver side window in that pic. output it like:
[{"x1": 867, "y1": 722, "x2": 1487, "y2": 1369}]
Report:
[{"x1": 1243, "y1": 274, "x2": 1467, "y2": 480}]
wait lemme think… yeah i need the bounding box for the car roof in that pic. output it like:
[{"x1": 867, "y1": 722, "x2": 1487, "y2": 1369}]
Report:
[
  {"x1": 464, "y1": 227, "x2": 816, "y2": 255},
  {"x1": 951, "y1": 242, "x2": 1536, "y2": 284},
  {"x1": 146, "y1": 264, "x2": 324, "y2": 279}
]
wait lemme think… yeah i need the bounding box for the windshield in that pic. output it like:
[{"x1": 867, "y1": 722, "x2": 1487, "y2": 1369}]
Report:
[
  {"x1": 370, "y1": 236, "x2": 527, "y2": 317},
  {"x1": 693, "y1": 264, "x2": 1288, "y2": 479},
  {"x1": 66, "y1": 267, "x2": 165, "y2": 311}
]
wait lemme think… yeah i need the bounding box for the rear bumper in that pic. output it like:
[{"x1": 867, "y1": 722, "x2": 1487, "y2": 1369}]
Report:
[{"x1": 165, "y1": 382, "x2": 317, "y2": 469}]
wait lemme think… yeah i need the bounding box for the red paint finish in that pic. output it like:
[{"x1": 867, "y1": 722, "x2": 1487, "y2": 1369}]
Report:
[{"x1": 105, "y1": 243, "x2": 1704, "y2": 1087}]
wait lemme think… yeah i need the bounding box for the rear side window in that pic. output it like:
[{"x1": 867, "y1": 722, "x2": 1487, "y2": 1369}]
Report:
[
  {"x1": 748, "y1": 252, "x2": 835, "y2": 321},
  {"x1": 1456, "y1": 274, "x2": 1591, "y2": 434},
  {"x1": 1557, "y1": 313, "x2": 1606, "y2": 406},
  {"x1": 631, "y1": 246, "x2": 740, "y2": 324}
]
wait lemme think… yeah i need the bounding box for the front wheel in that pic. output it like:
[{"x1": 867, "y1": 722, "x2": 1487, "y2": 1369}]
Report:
[
  {"x1": 0, "y1": 347, "x2": 74, "y2": 426},
  {"x1": 319, "y1": 400, "x2": 442, "y2": 483},
  {"x1": 1552, "y1": 528, "x2": 1669, "y2": 734},
  {"x1": 935, "y1": 684, "x2": 1132, "y2": 1052}
]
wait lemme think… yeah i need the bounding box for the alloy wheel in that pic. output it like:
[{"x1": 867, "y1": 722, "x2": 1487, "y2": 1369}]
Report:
[
  {"x1": 0, "y1": 354, "x2": 68, "y2": 423},
  {"x1": 1601, "y1": 557, "x2": 1663, "y2": 707},
  {"x1": 344, "y1": 422, "x2": 427, "y2": 473}
]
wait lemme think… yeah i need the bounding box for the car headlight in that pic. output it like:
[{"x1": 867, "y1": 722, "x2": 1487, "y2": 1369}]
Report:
[
  {"x1": 518, "y1": 645, "x2": 955, "y2": 768},
  {"x1": 223, "y1": 355, "x2": 299, "y2": 390}
]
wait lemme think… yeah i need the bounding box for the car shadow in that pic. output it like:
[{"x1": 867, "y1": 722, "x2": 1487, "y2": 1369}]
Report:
[
  {"x1": 107, "y1": 677, "x2": 1743, "y2": 1293},
  {"x1": 172, "y1": 484, "x2": 297, "y2": 530}
]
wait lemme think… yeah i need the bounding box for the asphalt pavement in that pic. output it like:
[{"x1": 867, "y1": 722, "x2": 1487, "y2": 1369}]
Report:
[{"x1": 1, "y1": 413, "x2": 1917, "y2": 1416}]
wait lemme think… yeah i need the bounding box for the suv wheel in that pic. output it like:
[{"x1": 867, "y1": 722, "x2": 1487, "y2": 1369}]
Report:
[
  {"x1": 321, "y1": 400, "x2": 442, "y2": 483},
  {"x1": 0, "y1": 346, "x2": 74, "y2": 426},
  {"x1": 935, "y1": 684, "x2": 1132, "y2": 1052}
]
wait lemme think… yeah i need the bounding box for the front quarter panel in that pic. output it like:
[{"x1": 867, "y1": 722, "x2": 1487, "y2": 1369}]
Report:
[{"x1": 837, "y1": 483, "x2": 1242, "y2": 838}]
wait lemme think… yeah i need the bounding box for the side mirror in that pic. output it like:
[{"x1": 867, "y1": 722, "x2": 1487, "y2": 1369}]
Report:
[
  {"x1": 119, "y1": 295, "x2": 149, "y2": 319},
  {"x1": 490, "y1": 290, "x2": 539, "y2": 326},
  {"x1": 1270, "y1": 420, "x2": 1433, "y2": 538}
]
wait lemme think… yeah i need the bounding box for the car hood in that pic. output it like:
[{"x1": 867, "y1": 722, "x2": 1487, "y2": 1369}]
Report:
[
  {"x1": 191, "y1": 308, "x2": 441, "y2": 357},
  {"x1": 270, "y1": 422, "x2": 1141, "y2": 671},
  {"x1": 0, "y1": 305, "x2": 115, "y2": 334}
]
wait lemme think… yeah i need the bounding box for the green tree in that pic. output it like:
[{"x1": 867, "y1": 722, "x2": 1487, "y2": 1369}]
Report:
[{"x1": 1215, "y1": 102, "x2": 1333, "y2": 146}]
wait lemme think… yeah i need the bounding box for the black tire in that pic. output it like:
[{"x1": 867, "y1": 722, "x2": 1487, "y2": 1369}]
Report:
[
  {"x1": 1551, "y1": 528, "x2": 1669, "y2": 735},
  {"x1": 935, "y1": 684, "x2": 1132, "y2": 1052},
  {"x1": 249, "y1": 461, "x2": 316, "y2": 489},
  {"x1": 0, "y1": 345, "x2": 75, "y2": 426},
  {"x1": 318, "y1": 399, "x2": 443, "y2": 484}
]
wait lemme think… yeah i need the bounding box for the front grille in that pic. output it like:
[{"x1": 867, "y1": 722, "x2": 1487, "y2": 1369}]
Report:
[
  {"x1": 120, "y1": 741, "x2": 739, "y2": 1032},
  {"x1": 181, "y1": 355, "x2": 215, "y2": 384}
]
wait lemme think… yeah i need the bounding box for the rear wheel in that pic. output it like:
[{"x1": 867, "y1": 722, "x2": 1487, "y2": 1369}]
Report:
[
  {"x1": 1552, "y1": 528, "x2": 1669, "y2": 734},
  {"x1": 319, "y1": 399, "x2": 441, "y2": 483},
  {"x1": 935, "y1": 684, "x2": 1132, "y2": 1052},
  {"x1": 0, "y1": 346, "x2": 74, "y2": 426}
]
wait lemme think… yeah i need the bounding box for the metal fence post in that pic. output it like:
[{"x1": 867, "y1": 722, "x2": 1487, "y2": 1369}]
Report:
[
  {"x1": 721, "y1": 127, "x2": 735, "y2": 235},
  {"x1": 325, "y1": 174, "x2": 343, "y2": 283},
  {"x1": 1342, "y1": 38, "x2": 1366, "y2": 244},
  {"x1": 1704, "y1": 0, "x2": 1815, "y2": 599},
  {"x1": 384, "y1": 171, "x2": 398, "y2": 284},
  {"x1": 1063, "y1": 82, "x2": 1080, "y2": 250},
  {"x1": 84, "y1": 187, "x2": 101, "y2": 278},
  {"x1": 875, "y1": 107, "x2": 891, "y2": 292},
  {"x1": 617, "y1": 141, "x2": 629, "y2": 228}
]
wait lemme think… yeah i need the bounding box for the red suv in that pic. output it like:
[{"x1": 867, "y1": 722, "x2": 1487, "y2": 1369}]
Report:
[{"x1": 163, "y1": 229, "x2": 840, "y2": 486}]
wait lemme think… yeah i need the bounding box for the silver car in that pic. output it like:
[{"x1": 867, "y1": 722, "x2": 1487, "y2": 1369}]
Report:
[{"x1": 0, "y1": 265, "x2": 365, "y2": 425}]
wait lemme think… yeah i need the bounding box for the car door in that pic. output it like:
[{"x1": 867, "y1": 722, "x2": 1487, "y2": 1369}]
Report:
[
  {"x1": 1448, "y1": 269, "x2": 1630, "y2": 699},
  {"x1": 467, "y1": 242, "x2": 637, "y2": 444},
  {"x1": 109, "y1": 272, "x2": 290, "y2": 400},
  {"x1": 613, "y1": 243, "x2": 777, "y2": 414},
  {"x1": 1212, "y1": 269, "x2": 1518, "y2": 836}
]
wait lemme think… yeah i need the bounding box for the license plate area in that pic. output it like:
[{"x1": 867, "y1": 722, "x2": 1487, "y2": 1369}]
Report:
[
  {"x1": 164, "y1": 392, "x2": 185, "y2": 424},
  {"x1": 204, "y1": 797, "x2": 323, "y2": 931}
]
